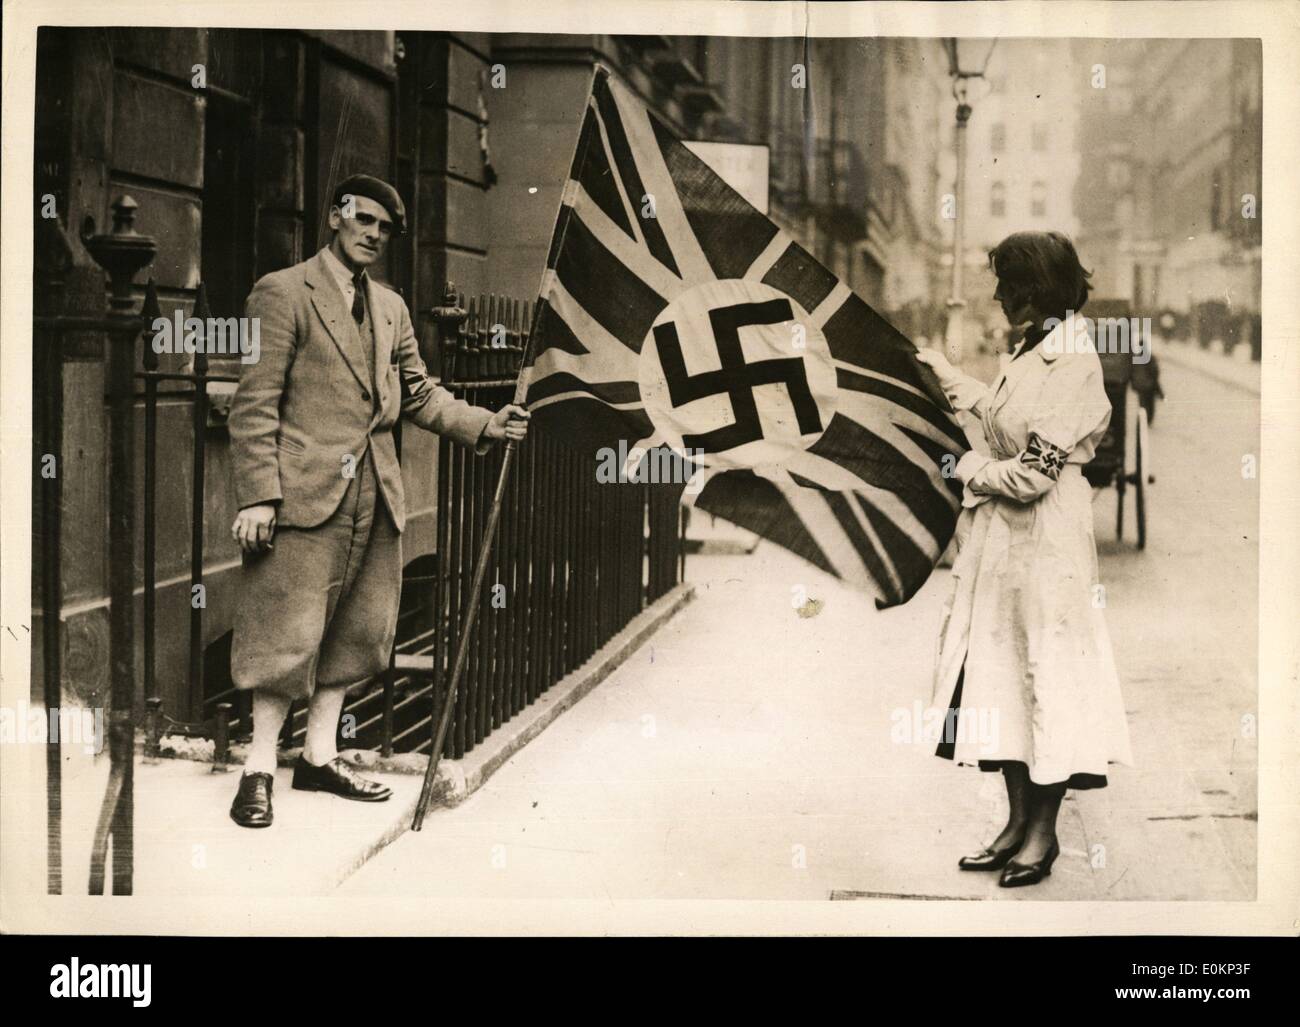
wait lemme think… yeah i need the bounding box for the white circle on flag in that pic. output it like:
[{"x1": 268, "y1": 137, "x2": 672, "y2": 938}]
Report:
[{"x1": 638, "y1": 279, "x2": 837, "y2": 470}]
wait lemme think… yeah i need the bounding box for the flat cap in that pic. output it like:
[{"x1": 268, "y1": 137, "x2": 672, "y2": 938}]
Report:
[{"x1": 332, "y1": 174, "x2": 406, "y2": 235}]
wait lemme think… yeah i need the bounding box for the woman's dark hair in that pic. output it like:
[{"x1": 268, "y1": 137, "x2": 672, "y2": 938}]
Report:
[{"x1": 987, "y1": 231, "x2": 1092, "y2": 321}]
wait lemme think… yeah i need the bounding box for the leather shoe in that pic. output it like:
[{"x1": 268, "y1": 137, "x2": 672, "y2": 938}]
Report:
[
  {"x1": 230, "y1": 771, "x2": 274, "y2": 828},
  {"x1": 958, "y1": 839, "x2": 1023, "y2": 871},
  {"x1": 291, "y1": 756, "x2": 392, "y2": 802},
  {"x1": 999, "y1": 839, "x2": 1060, "y2": 888}
]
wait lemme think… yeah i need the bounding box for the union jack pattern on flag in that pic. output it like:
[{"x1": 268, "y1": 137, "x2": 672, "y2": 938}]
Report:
[{"x1": 521, "y1": 66, "x2": 968, "y2": 608}]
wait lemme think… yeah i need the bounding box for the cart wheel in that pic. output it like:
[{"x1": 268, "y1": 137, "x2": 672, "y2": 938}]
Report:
[
  {"x1": 1137, "y1": 403, "x2": 1154, "y2": 484},
  {"x1": 1134, "y1": 409, "x2": 1146, "y2": 550},
  {"x1": 1115, "y1": 473, "x2": 1125, "y2": 542}
]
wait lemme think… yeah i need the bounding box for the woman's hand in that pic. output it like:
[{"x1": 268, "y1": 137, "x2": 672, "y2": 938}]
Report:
[
  {"x1": 485, "y1": 403, "x2": 531, "y2": 442},
  {"x1": 915, "y1": 348, "x2": 981, "y2": 412},
  {"x1": 914, "y1": 347, "x2": 960, "y2": 386}
]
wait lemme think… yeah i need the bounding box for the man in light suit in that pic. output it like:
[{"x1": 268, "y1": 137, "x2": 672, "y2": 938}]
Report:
[{"x1": 226, "y1": 174, "x2": 529, "y2": 827}]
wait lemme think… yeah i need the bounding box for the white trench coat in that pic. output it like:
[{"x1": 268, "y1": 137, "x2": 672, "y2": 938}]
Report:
[{"x1": 932, "y1": 324, "x2": 1134, "y2": 786}]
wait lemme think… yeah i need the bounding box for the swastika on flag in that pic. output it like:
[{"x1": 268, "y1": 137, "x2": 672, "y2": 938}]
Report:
[
  {"x1": 524, "y1": 66, "x2": 966, "y2": 607},
  {"x1": 637, "y1": 279, "x2": 838, "y2": 471}
]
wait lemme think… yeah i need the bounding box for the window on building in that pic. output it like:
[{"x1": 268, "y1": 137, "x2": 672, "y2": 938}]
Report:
[
  {"x1": 990, "y1": 122, "x2": 1006, "y2": 152},
  {"x1": 1031, "y1": 122, "x2": 1048, "y2": 152},
  {"x1": 1031, "y1": 181, "x2": 1047, "y2": 218},
  {"x1": 201, "y1": 92, "x2": 256, "y2": 320},
  {"x1": 313, "y1": 54, "x2": 394, "y2": 271},
  {"x1": 991, "y1": 181, "x2": 1006, "y2": 218}
]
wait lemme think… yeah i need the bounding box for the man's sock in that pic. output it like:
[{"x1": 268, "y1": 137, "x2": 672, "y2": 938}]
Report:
[
  {"x1": 245, "y1": 690, "x2": 291, "y2": 775},
  {"x1": 302, "y1": 684, "x2": 347, "y2": 766}
]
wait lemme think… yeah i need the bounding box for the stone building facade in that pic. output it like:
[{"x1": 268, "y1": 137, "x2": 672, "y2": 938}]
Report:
[
  {"x1": 34, "y1": 28, "x2": 513, "y2": 716},
  {"x1": 1071, "y1": 38, "x2": 1262, "y2": 353}
]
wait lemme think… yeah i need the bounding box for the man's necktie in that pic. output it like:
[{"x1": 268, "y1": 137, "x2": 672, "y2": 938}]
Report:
[{"x1": 351, "y1": 270, "x2": 366, "y2": 324}]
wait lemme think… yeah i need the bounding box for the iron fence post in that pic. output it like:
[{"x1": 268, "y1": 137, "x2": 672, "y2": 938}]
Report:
[
  {"x1": 140, "y1": 282, "x2": 162, "y2": 718},
  {"x1": 144, "y1": 696, "x2": 163, "y2": 764},
  {"x1": 34, "y1": 215, "x2": 74, "y2": 895},
  {"x1": 189, "y1": 284, "x2": 211, "y2": 721},
  {"x1": 213, "y1": 702, "x2": 232, "y2": 773},
  {"x1": 83, "y1": 195, "x2": 156, "y2": 895}
]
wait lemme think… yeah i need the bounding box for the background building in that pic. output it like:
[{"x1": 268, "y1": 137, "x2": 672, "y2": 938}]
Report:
[
  {"x1": 485, "y1": 35, "x2": 954, "y2": 330},
  {"x1": 1071, "y1": 38, "x2": 1262, "y2": 355},
  {"x1": 937, "y1": 38, "x2": 1083, "y2": 343}
]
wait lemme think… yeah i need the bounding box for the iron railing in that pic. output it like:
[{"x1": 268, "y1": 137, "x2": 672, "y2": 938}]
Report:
[
  {"x1": 176, "y1": 285, "x2": 685, "y2": 757},
  {"x1": 34, "y1": 196, "x2": 685, "y2": 893},
  {"x1": 35, "y1": 197, "x2": 159, "y2": 895},
  {"x1": 270, "y1": 289, "x2": 687, "y2": 760}
]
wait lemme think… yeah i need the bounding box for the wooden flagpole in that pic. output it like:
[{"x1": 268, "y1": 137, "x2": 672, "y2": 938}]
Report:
[
  {"x1": 411, "y1": 296, "x2": 543, "y2": 830},
  {"x1": 412, "y1": 65, "x2": 603, "y2": 831}
]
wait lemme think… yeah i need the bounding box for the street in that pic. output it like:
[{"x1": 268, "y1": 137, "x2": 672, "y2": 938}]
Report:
[{"x1": 340, "y1": 356, "x2": 1258, "y2": 901}]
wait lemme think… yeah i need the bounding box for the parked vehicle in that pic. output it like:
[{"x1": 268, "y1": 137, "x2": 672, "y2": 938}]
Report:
[{"x1": 1081, "y1": 299, "x2": 1151, "y2": 548}]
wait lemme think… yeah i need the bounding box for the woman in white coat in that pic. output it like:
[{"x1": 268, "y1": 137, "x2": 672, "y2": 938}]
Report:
[{"x1": 917, "y1": 231, "x2": 1132, "y2": 888}]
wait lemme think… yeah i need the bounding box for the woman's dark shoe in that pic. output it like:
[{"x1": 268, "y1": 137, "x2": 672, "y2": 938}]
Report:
[
  {"x1": 958, "y1": 838, "x2": 1024, "y2": 871},
  {"x1": 230, "y1": 771, "x2": 274, "y2": 828},
  {"x1": 999, "y1": 839, "x2": 1060, "y2": 888},
  {"x1": 291, "y1": 755, "x2": 392, "y2": 801}
]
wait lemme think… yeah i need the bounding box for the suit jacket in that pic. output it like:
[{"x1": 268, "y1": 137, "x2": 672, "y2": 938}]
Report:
[{"x1": 228, "y1": 249, "x2": 492, "y2": 531}]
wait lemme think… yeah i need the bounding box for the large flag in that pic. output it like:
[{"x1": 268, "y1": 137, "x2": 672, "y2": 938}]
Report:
[{"x1": 522, "y1": 66, "x2": 967, "y2": 608}]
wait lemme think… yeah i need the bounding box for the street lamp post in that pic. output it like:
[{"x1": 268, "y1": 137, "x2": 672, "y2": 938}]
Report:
[
  {"x1": 945, "y1": 93, "x2": 973, "y2": 363},
  {"x1": 943, "y1": 38, "x2": 997, "y2": 364}
]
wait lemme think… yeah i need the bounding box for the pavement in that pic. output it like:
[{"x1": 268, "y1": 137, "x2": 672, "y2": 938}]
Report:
[
  {"x1": 1155, "y1": 336, "x2": 1261, "y2": 395},
  {"x1": 5, "y1": 584, "x2": 694, "y2": 904},
  {"x1": 5, "y1": 744, "x2": 426, "y2": 898},
  {"x1": 340, "y1": 350, "x2": 1259, "y2": 903}
]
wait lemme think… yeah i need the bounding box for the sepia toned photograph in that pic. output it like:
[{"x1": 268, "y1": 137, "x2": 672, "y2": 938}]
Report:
[{"x1": 1, "y1": 1, "x2": 1296, "y2": 951}]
